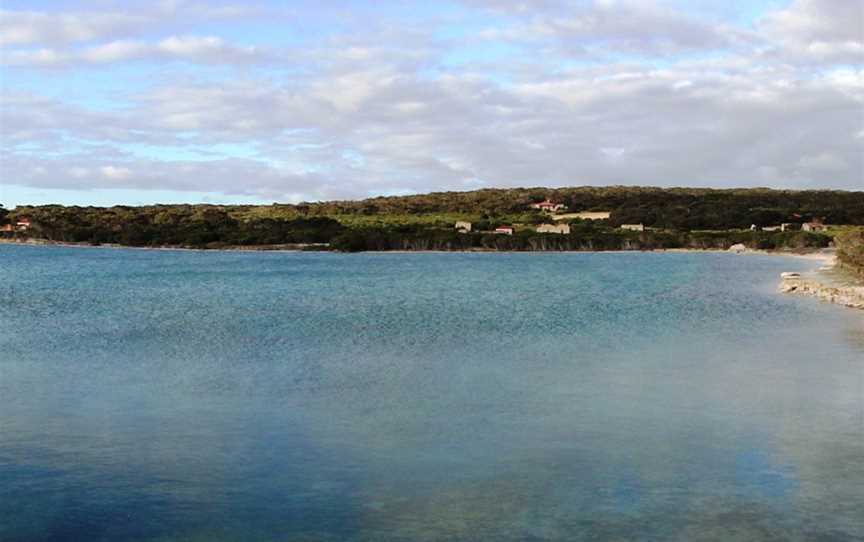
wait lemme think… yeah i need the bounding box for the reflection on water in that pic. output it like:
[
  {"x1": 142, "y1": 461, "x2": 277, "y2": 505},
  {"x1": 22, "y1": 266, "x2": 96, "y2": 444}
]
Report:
[{"x1": 1, "y1": 247, "x2": 862, "y2": 541}]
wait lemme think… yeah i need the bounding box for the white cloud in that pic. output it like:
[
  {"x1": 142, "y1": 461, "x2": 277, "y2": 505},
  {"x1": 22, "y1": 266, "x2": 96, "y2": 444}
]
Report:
[
  {"x1": 760, "y1": 0, "x2": 864, "y2": 63},
  {"x1": 2, "y1": 35, "x2": 268, "y2": 67},
  {"x1": 81, "y1": 40, "x2": 148, "y2": 63},
  {"x1": 0, "y1": 2, "x2": 273, "y2": 47},
  {"x1": 798, "y1": 152, "x2": 848, "y2": 172},
  {"x1": 4, "y1": 55, "x2": 862, "y2": 201},
  {"x1": 762, "y1": 0, "x2": 862, "y2": 43},
  {"x1": 0, "y1": 10, "x2": 151, "y2": 46},
  {"x1": 0, "y1": 0, "x2": 862, "y2": 202},
  {"x1": 156, "y1": 36, "x2": 260, "y2": 62},
  {"x1": 473, "y1": 0, "x2": 756, "y2": 56},
  {"x1": 99, "y1": 166, "x2": 134, "y2": 181}
]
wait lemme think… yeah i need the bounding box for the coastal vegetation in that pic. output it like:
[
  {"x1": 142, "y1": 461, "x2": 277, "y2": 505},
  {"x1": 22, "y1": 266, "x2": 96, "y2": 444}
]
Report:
[
  {"x1": 327, "y1": 227, "x2": 830, "y2": 253},
  {"x1": 835, "y1": 227, "x2": 864, "y2": 277},
  {"x1": 2, "y1": 187, "x2": 861, "y2": 252}
]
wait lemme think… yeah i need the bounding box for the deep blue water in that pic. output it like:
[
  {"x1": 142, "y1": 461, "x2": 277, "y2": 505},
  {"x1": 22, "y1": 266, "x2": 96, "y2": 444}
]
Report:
[{"x1": 1, "y1": 246, "x2": 862, "y2": 541}]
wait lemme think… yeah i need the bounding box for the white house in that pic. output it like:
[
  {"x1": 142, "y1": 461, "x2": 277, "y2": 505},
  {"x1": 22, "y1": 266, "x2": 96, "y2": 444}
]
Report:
[
  {"x1": 494, "y1": 226, "x2": 514, "y2": 235},
  {"x1": 455, "y1": 221, "x2": 472, "y2": 233},
  {"x1": 529, "y1": 199, "x2": 565, "y2": 212},
  {"x1": 802, "y1": 220, "x2": 826, "y2": 232},
  {"x1": 536, "y1": 223, "x2": 570, "y2": 234}
]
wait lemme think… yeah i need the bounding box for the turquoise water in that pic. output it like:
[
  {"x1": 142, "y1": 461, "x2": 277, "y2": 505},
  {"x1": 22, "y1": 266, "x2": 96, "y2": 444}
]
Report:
[{"x1": 1, "y1": 246, "x2": 862, "y2": 541}]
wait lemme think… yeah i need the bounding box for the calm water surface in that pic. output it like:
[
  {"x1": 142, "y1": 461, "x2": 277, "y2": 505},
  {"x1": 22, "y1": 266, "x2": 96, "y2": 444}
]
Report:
[{"x1": 1, "y1": 246, "x2": 862, "y2": 541}]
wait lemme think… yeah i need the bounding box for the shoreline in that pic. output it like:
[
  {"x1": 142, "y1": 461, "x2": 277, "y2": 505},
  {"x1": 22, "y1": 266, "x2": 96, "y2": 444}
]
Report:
[
  {"x1": 0, "y1": 237, "x2": 836, "y2": 259},
  {"x1": 778, "y1": 252, "x2": 864, "y2": 310},
  {"x1": 0, "y1": 238, "x2": 327, "y2": 253}
]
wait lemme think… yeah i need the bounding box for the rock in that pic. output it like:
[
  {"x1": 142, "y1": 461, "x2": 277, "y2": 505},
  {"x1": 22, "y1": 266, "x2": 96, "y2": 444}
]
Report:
[
  {"x1": 729, "y1": 243, "x2": 747, "y2": 253},
  {"x1": 778, "y1": 275, "x2": 864, "y2": 309}
]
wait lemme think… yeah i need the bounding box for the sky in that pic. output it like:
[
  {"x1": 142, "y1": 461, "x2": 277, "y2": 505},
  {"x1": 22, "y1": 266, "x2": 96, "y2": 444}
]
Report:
[{"x1": 0, "y1": 0, "x2": 862, "y2": 207}]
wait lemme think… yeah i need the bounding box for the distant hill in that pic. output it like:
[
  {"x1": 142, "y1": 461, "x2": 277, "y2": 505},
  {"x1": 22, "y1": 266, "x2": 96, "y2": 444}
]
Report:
[
  {"x1": 2, "y1": 186, "x2": 862, "y2": 251},
  {"x1": 296, "y1": 186, "x2": 864, "y2": 229}
]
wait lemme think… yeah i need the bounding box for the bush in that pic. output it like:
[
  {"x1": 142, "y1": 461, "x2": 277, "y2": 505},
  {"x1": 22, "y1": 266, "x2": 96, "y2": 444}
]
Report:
[{"x1": 836, "y1": 228, "x2": 864, "y2": 276}]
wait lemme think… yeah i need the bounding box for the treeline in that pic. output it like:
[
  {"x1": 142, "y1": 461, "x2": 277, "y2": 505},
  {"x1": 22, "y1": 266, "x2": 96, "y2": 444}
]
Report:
[
  {"x1": 3, "y1": 205, "x2": 342, "y2": 247},
  {"x1": 330, "y1": 228, "x2": 830, "y2": 253},
  {"x1": 300, "y1": 187, "x2": 864, "y2": 229},
  {"x1": 1, "y1": 186, "x2": 857, "y2": 251},
  {"x1": 1, "y1": 202, "x2": 831, "y2": 252}
]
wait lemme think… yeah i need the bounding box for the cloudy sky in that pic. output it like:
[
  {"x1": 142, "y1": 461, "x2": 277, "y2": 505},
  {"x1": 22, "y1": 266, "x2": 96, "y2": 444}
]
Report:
[{"x1": 0, "y1": 0, "x2": 861, "y2": 206}]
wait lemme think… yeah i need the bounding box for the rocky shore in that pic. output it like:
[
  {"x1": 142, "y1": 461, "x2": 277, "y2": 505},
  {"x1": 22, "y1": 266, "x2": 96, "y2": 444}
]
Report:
[{"x1": 779, "y1": 254, "x2": 864, "y2": 310}]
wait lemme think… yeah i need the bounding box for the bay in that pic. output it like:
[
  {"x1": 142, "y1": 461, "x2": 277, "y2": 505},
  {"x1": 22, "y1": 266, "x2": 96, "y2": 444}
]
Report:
[{"x1": 1, "y1": 246, "x2": 862, "y2": 541}]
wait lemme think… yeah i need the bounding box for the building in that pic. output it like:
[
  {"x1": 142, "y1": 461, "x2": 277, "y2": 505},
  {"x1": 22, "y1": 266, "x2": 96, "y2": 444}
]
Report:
[
  {"x1": 754, "y1": 223, "x2": 796, "y2": 232},
  {"x1": 0, "y1": 224, "x2": 13, "y2": 233},
  {"x1": 529, "y1": 199, "x2": 566, "y2": 213},
  {"x1": 536, "y1": 223, "x2": 570, "y2": 234},
  {"x1": 619, "y1": 224, "x2": 644, "y2": 232},
  {"x1": 802, "y1": 220, "x2": 826, "y2": 232},
  {"x1": 494, "y1": 226, "x2": 514, "y2": 235},
  {"x1": 454, "y1": 221, "x2": 472, "y2": 233},
  {"x1": 572, "y1": 211, "x2": 611, "y2": 220},
  {"x1": 15, "y1": 218, "x2": 31, "y2": 231}
]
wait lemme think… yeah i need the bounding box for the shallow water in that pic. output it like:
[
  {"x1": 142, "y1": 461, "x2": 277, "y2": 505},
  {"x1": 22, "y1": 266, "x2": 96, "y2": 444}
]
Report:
[{"x1": 1, "y1": 246, "x2": 862, "y2": 541}]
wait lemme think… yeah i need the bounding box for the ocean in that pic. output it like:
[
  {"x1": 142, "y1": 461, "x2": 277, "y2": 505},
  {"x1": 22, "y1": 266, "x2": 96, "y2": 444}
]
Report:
[{"x1": 1, "y1": 246, "x2": 862, "y2": 541}]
